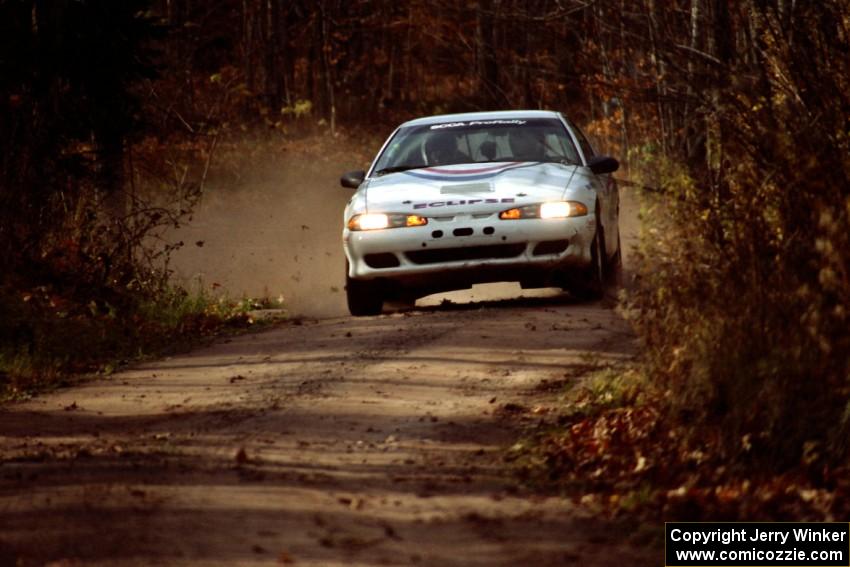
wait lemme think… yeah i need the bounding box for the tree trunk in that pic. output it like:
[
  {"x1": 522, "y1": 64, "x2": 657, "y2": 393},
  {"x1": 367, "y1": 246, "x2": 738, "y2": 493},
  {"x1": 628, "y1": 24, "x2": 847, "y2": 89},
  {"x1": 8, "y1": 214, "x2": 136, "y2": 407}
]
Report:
[
  {"x1": 475, "y1": 0, "x2": 499, "y2": 107},
  {"x1": 318, "y1": 2, "x2": 335, "y2": 132},
  {"x1": 243, "y1": 0, "x2": 255, "y2": 97},
  {"x1": 646, "y1": 0, "x2": 669, "y2": 155},
  {"x1": 684, "y1": 0, "x2": 701, "y2": 159}
]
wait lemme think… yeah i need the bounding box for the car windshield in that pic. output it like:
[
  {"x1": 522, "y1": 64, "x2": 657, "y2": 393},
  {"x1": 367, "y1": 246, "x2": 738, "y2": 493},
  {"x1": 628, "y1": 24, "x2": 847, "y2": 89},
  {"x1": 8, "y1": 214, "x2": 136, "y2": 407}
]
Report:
[{"x1": 372, "y1": 118, "x2": 580, "y2": 174}]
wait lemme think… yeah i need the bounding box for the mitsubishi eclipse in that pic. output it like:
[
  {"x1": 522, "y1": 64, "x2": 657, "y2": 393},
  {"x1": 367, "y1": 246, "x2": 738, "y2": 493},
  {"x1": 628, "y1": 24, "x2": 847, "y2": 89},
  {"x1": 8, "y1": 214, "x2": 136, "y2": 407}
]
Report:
[{"x1": 340, "y1": 110, "x2": 621, "y2": 316}]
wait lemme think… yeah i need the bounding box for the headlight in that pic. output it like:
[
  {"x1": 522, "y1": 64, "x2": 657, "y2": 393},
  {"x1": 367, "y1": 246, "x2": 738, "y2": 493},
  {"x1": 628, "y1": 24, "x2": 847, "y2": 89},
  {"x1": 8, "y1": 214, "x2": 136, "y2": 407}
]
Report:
[
  {"x1": 347, "y1": 213, "x2": 428, "y2": 231},
  {"x1": 499, "y1": 201, "x2": 588, "y2": 220},
  {"x1": 351, "y1": 213, "x2": 389, "y2": 230},
  {"x1": 540, "y1": 201, "x2": 588, "y2": 218}
]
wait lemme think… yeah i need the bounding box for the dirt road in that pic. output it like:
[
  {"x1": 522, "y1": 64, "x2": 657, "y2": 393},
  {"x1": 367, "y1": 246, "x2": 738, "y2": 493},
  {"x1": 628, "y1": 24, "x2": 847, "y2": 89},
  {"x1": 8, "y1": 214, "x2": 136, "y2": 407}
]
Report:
[
  {"x1": 1, "y1": 147, "x2": 653, "y2": 565},
  {"x1": 0, "y1": 294, "x2": 655, "y2": 566}
]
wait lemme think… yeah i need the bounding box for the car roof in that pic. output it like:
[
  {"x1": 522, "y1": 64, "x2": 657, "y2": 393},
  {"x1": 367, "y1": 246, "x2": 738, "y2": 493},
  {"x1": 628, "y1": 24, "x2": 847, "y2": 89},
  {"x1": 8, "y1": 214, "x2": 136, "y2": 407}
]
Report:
[{"x1": 399, "y1": 110, "x2": 563, "y2": 128}]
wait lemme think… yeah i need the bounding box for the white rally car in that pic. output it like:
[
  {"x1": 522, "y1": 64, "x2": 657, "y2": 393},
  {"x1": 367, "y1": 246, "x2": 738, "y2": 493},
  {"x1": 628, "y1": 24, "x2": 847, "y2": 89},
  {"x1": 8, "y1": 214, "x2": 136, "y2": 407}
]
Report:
[{"x1": 341, "y1": 110, "x2": 621, "y2": 316}]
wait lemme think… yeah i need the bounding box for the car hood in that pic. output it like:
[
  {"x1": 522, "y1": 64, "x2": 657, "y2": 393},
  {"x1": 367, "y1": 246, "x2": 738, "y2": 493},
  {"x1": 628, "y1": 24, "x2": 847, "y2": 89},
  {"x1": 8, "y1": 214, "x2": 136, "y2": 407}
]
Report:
[{"x1": 363, "y1": 162, "x2": 582, "y2": 214}]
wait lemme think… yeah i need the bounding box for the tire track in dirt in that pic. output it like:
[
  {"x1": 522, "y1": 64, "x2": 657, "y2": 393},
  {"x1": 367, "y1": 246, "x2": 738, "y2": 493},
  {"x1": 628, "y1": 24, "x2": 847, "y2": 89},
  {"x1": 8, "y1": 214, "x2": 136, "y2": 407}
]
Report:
[{"x1": 0, "y1": 298, "x2": 654, "y2": 566}]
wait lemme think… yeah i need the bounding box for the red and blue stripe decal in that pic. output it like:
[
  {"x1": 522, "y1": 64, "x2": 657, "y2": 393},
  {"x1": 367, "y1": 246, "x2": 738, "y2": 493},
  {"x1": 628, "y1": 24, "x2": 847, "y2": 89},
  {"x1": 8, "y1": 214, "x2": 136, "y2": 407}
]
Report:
[{"x1": 402, "y1": 161, "x2": 539, "y2": 182}]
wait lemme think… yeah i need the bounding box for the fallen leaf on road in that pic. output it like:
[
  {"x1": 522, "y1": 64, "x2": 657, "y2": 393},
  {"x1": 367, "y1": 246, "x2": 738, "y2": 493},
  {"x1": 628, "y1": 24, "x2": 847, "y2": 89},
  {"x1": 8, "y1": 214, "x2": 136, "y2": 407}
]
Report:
[
  {"x1": 382, "y1": 523, "x2": 401, "y2": 540},
  {"x1": 498, "y1": 402, "x2": 527, "y2": 414}
]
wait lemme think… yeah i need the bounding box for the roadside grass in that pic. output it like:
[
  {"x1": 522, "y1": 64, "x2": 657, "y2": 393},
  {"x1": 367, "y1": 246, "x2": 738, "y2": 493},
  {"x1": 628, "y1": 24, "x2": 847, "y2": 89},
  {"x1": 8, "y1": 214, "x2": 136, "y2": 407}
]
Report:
[
  {"x1": 0, "y1": 283, "x2": 285, "y2": 402},
  {"x1": 507, "y1": 364, "x2": 850, "y2": 522}
]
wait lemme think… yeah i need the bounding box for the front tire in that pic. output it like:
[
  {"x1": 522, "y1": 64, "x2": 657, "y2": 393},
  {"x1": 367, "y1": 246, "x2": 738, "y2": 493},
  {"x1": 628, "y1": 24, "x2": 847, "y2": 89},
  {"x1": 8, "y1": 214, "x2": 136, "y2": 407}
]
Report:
[
  {"x1": 570, "y1": 227, "x2": 605, "y2": 301},
  {"x1": 346, "y1": 267, "x2": 383, "y2": 316}
]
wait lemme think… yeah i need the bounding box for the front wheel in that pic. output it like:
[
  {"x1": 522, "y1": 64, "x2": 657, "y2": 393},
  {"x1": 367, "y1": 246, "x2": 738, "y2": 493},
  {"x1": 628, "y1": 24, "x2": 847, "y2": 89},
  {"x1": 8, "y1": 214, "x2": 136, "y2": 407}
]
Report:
[
  {"x1": 570, "y1": 228, "x2": 605, "y2": 301},
  {"x1": 346, "y1": 267, "x2": 384, "y2": 316}
]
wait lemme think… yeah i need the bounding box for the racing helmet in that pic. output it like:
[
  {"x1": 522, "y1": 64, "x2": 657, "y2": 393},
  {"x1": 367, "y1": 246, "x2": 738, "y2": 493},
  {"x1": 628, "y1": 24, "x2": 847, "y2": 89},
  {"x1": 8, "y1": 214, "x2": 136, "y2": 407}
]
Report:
[{"x1": 424, "y1": 132, "x2": 462, "y2": 165}]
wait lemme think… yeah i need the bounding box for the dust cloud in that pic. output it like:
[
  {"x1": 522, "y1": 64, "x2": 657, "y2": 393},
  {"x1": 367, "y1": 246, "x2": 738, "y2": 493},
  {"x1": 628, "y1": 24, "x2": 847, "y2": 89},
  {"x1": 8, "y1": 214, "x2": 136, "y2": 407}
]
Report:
[
  {"x1": 168, "y1": 143, "x2": 641, "y2": 319},
  {"x1": 169, "y1": 146, "x2": 358, "y2": 319}
]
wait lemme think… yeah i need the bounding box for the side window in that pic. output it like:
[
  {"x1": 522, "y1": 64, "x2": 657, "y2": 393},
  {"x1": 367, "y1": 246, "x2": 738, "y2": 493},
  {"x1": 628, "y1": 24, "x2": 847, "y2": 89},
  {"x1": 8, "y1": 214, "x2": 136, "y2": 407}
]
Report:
[{"x1": 568, "y1": 121, "x2": 595, "y2": 162}]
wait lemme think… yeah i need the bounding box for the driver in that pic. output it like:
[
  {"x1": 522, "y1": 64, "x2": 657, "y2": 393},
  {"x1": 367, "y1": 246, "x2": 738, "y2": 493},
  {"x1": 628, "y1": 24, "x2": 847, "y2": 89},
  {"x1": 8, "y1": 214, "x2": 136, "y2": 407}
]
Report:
[{"x1": 424, "y1": 132, "x2": 470, "y2": 165}]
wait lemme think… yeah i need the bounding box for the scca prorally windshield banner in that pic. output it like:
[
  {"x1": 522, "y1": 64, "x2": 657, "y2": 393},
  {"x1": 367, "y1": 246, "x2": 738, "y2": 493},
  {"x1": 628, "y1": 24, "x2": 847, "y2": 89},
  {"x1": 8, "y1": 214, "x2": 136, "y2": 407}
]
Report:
[{"x1": 430, "y1": 119, "x2": 527, "y2": 129}]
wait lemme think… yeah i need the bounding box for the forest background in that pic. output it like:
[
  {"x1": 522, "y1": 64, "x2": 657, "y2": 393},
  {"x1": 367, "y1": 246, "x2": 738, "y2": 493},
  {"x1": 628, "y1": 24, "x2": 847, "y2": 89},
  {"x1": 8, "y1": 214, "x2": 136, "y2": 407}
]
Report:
[{"x1": 1, "y1": 0, "x2": 849, "y2": 519}]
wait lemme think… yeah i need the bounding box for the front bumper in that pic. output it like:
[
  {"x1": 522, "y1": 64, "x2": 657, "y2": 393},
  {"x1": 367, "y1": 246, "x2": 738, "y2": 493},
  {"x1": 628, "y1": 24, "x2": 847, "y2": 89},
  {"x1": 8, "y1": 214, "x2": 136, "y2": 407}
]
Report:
[{"x1": 343, "y1": 212, "x2": 596, "y2": 292}]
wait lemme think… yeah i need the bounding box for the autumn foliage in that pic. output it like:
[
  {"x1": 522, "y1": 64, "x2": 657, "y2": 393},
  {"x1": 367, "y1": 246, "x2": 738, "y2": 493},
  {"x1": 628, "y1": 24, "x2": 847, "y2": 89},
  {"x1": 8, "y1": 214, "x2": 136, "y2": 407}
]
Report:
[
  {"x1": 512, "y1": 0, "x2": 850, "y2": 519},
  {"x1": 2, "y1": 0, "x2": 849, "y2": 519},
  {"x1": 625, "y1": 2, "x2": 850, "y2": 466}
]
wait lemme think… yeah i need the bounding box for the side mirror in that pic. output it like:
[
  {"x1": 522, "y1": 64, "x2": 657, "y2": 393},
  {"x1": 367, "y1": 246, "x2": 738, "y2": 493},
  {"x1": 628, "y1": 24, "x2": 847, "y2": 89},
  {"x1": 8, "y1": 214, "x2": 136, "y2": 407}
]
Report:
[
  {"x1": 587, "y1": 156, "x2": 619, "y2": 175},
  {"x1": 340, "y1": 170, "x2": 366, "y2": 188}
]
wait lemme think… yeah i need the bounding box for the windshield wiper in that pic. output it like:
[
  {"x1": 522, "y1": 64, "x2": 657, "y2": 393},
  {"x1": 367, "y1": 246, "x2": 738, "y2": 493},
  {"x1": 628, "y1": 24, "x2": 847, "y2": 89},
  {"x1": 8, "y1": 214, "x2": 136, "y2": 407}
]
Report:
[{"x1": 374, "y1": 164, "x2": 428, "y2": 176}]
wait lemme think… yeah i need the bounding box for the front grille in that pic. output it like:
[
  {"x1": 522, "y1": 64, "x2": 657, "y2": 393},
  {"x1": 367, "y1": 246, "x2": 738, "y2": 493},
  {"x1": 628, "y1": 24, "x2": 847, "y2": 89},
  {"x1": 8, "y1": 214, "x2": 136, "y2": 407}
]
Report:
[
  {"x1": 364, "y1": 253, "x2": 401, "y2": 269},
  {"x1": 532, "y1": 239, "x2": 569, "y2": 256},
  {"x1": 405, "y1": 243, "x2": 525, "y2": 265}
]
